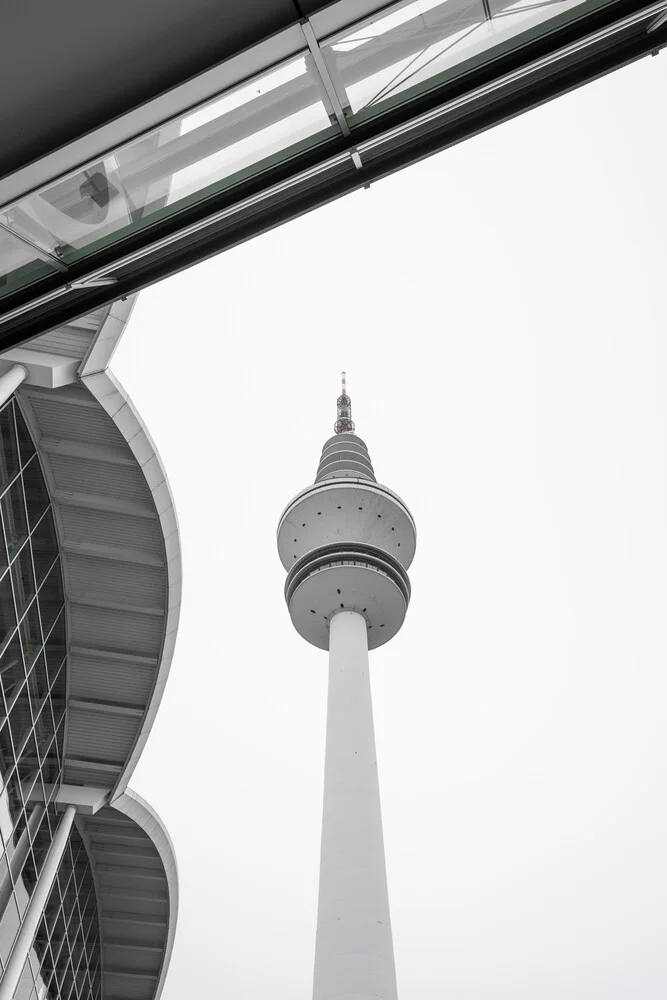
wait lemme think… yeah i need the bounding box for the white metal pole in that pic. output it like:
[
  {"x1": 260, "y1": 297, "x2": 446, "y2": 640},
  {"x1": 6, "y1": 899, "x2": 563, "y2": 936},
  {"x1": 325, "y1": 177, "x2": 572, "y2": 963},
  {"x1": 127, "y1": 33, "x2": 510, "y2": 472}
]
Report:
[
  {"x1": 313, "y1": 610, "x2": 398, "y2": 1000},
  {"x1": 0, "y1": 804, "x2": 44, "y2": 917},
  {"x1": 0, "y1": 365, "x2": 28, "y2": 407},
  {"x1": 0, "y1": 805, "x2": 76, "y2": 1000}
]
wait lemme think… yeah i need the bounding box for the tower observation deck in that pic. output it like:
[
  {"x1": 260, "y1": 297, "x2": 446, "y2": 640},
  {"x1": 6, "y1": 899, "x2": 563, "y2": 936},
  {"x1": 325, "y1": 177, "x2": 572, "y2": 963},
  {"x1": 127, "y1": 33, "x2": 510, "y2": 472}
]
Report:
[{"x1": 277, "y1": 375, "x2": 416, "y2": 999}]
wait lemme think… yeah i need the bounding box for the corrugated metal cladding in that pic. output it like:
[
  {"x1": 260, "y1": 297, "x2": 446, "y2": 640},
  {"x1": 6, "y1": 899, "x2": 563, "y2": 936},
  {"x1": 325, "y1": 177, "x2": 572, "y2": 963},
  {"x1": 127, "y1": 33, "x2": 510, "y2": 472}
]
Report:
[
  {"x1": 79, "y1": 802, "x2": 173, "y2": 1000},
  {"x1": 22, "y1": 326, "x2": 94, "y2": 360},
  {"x1": 19, "y1": 307, "x2": 111, "y2": 359},
  {"x1": 66, "y1": 710, "x2": 140, "y2": 761},
  {"x1": 70, "y1": 651, "x2": 156, "y2": 704},
  {"x1": 49, "y1": 453, "x2": 153, "y2": 503},
  {"x1": 60, "y1": 505, "x2": 164, "y2": 555},
  {"x1": 17, "y1": 381, "x2": 170, "y2": 791},
  {"x1": 27, "y1": 394, "x2": 129, "y2": 447},
  {"x1": 67, "y1": 554, "x2": 166, "y2": 607}
]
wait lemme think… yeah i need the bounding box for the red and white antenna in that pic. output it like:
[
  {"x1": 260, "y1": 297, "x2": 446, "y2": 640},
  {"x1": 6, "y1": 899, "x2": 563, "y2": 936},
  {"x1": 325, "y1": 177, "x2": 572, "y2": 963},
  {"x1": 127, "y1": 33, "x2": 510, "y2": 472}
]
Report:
[{"x1": 335, "y1": 371, "x2": 355, "y2": 434}]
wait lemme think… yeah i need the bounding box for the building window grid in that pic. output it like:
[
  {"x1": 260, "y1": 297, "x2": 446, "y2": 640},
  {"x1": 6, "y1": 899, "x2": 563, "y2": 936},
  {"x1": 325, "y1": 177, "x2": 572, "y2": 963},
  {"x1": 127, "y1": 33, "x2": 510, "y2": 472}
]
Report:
[
  {"x1": 0, "y1": 399, "x2": 102, "y2": 999},
  {"x1": 17, "y1": 829, "x2": 101, "y2": 1000},
  {"x1": 0, "y1": 646, "x2": 66, "y2": 822}
]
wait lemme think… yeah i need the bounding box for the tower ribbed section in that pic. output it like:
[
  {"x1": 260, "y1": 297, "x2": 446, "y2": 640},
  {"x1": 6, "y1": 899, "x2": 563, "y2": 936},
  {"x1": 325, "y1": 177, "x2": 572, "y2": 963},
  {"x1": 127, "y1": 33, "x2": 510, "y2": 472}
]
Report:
[{"x1": 315, "y1": 433, "x2": 376, "y2": 483}]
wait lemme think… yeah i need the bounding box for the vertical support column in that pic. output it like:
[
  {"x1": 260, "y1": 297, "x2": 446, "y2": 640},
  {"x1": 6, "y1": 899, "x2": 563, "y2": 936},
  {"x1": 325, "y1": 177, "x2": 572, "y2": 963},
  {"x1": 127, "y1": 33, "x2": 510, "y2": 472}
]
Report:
[
  {"x1": 0, "y1": 804, "x2": 44, "y2": 917},
  {"x1": 0, "y1": 365, "x2": 28, "y2": 407},
  {"x1": 0, "y1": 805, "x2": 75, "y2": 1000},
  {"x1": 313, "y1": 610, "x2": 397, "y2": 1000}
]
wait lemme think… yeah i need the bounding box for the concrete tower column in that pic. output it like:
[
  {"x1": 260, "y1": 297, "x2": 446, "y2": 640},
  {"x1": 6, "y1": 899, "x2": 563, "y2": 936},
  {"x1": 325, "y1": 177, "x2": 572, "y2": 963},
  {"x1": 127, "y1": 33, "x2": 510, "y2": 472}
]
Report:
[
  {"x1": 314, "y1": 610, "x2": 397, "y2": 1000},
  {"x1": 278, "y1": 375, "x2": 416, "y2": 1000}
]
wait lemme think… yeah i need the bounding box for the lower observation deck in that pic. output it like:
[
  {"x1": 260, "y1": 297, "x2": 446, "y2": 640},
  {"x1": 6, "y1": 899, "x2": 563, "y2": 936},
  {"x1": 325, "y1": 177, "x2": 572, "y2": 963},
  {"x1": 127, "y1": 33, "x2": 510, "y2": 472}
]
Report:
[{"x1": 0, "y1": 0, "x2": 665, "y2": 346}]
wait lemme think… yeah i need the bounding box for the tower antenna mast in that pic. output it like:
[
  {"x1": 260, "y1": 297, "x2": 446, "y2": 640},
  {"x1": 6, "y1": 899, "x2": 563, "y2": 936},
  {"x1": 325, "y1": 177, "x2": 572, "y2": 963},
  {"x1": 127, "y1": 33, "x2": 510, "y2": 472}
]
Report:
[{"x1": 334, "y1": 370, "x2": 355, "y2": 435}]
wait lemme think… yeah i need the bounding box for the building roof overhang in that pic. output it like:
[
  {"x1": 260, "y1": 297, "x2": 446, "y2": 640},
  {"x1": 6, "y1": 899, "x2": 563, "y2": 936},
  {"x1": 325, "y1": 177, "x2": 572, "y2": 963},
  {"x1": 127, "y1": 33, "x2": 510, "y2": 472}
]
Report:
[
  {"x1": 0, "y1": 0, "x2": 665, "y2": 348},
  {"x1": 77, "y1": 788, "x2": 178, "y2": 1000},
  {"x1": 4, "y1": 300, "x2": 181, "y2": 799}
]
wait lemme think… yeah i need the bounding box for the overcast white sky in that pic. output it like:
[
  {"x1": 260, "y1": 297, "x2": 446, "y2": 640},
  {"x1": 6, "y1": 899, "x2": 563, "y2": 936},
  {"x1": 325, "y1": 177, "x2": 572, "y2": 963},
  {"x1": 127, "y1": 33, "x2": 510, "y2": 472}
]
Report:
[{"x1": 113, "y1": 47, "x2": 667, "y2": 1000}]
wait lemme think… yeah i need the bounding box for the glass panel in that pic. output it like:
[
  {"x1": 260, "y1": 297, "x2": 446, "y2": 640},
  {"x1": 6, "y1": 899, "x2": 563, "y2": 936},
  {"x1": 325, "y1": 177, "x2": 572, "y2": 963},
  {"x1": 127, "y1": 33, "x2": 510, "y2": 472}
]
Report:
[
  {"x1": 2, "y1": 55, "x2": 333, "y2": 266},
  {"x1": 30, "y1": 510, "x2": 58, "y2": 588},
  {"x1": 48, "y1": 907, "x2": 67, "y2": 955},
  {"x1": 0, "y1": 631, "x2": 24, "y2": 713},
  {"x1": 17, "y1": 733, "x2": 40, "y2": 799},
  {"x1": 13, "y1": 408, "x2": 36, "y2": 468},
  {"x1": 19, "y1": 599, "x2": 43, "y2": 668},
  {"x1": 325, "y1": 0, "x2": 588, "y2": 120},
  {"x1": 0, "y1": 230, "x2": 59, "y2": 303},
  {"x1": 15, "y1": 957, "x2": 35, "y2": 1000},
  {"x1": 21, "y1": 460, "x2": 49, "y2": 531},
  {"x1": 36, "y1": 559, "x2": 63, "y2": 638},
  {"x1": 39, "y1": 733, "x2": 60, "y2": 786},
  {"x1": 8, "y1": 692, "x2": 32, "y2": 756},
  {"x1": 27, "y1": 652, "x2": 49, "y2": 702},
  {"x1": 12, "y1": 544, "x2": 36, "y2": 618},
  {"x1": 0, "y1": 573, "x2": 17, "y2": 653},
  {"x1": 0, "y1": 893, "x2": 20, "y2": 964},
  {"x1": 19, "y1": 843, "x2": 39, "y2": 898},
  {"x1": 31, "y1": 696, "x2": 52, "y2": 750},
  {"x1": 44, "y1": 611, "x2": 65, "y2": 688},
  {"x1": 2, "y1": 477, "x2": 28, "y2": 562},
  {"x1": 0, "y1": 404, "x2": 19, "y2": 493}
]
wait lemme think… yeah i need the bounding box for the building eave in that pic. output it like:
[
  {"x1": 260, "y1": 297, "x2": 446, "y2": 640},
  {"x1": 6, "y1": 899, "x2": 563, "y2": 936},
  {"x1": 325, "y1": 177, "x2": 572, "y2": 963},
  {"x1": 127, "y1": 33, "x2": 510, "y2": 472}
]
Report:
[
  {"x1": 7, "y1": 303, "x2": 181, "y2": 797},
  {"x1": 78, "y1": 787, "x2": 178, "y2": 1000}
]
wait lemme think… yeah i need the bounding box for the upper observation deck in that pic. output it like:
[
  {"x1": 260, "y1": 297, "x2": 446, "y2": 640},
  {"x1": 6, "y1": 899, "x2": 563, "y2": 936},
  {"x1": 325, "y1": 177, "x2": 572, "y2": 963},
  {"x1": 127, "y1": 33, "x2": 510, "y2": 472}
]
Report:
[{"x1": 1, "y1": 0, "x2": 665, "y2": 346}]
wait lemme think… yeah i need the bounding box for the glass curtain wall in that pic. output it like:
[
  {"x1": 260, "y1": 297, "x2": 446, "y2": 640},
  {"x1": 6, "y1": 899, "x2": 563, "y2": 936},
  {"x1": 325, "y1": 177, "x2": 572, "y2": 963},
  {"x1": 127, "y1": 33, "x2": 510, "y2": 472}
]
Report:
[{"x1": 0, "y1": 397, "x2": 101, "y2": 999}]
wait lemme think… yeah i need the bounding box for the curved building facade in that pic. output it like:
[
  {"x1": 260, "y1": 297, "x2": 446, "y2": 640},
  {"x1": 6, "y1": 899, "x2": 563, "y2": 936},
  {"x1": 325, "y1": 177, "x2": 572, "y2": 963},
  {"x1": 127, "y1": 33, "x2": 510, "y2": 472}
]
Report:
[{"x1": 0, "y1": 299, "x2": 179, "y2": 1000}]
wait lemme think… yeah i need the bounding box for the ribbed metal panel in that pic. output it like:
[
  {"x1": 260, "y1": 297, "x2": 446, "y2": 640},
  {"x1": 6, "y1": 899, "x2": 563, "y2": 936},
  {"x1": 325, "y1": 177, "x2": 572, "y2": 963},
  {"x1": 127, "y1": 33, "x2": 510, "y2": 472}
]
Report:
[
  {"x1": 78, "y1": 793, "x2": 176, "y2": 1000},
  {"x1": 69, "y1": 651, "x2": 155, "y2": 703},
  {"x1": 29, "y1": 395, "x2": 130, "y2": 447},
  {"x1": 67, "y1": 554, "x2": 166, "y2": 607},
  {"x1": 97, "y1": 870, "x2": 167, "y2": 892},
  {"x1": 104, "y1": 922, "x2": 165, "y2": 948},
  {"x1": 89, "y1": 828, "x2": 152, "y2": 845},
  {"x1": 103, "y1": 973, "x2": 156, "y2": 1000},
  {"x1": 60, "y1": 506, "x2": 163, "y2": 555},
  {"x1": 94, "y1": 845, "x2": 160, "y2": 864},
  {"x1": 62, "y1": 763, "x2": 116, "y2": 787},
  {"x1": 96, "y1": 855, "x2": 163, "y2": 874},
  {"x1": 105, "y1": 945, "x2": 162, "y2": 975},
  {"x1": 23, "y1": 326, "x2": 94, "y2": 359},
  {"x1": 66, "y1": 708, "x2": 138, "y2": 760},
  {"x1": 66, "y1": 307, "x2": 109, "y2": 332},
  {"x1": 49, "y1": 453, "x2": 153, "y2": 502},
  {"x1": 100, "y1": 894, "x2": 169, "y2": 917},
  {"x1": 69, "y1": 605, "x2": 163, "y2": 656}
]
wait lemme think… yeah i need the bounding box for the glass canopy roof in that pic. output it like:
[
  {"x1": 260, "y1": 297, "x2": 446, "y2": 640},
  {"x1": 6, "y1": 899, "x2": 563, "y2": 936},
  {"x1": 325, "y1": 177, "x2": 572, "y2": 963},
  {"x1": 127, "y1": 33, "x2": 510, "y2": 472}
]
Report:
[
  {"x1": 0, "y1": 0, "x2": 596, "y2": 296},
  {"x1": 0, "y1": 0, "x2": 664, "y2": 342}
]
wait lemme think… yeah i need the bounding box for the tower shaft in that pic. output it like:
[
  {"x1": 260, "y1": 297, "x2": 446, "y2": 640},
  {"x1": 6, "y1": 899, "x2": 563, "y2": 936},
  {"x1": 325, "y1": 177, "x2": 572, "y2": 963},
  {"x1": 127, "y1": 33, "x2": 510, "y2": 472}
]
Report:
[{"x1": 313, "y1": 611, "x2": 398, "y2": 1000}]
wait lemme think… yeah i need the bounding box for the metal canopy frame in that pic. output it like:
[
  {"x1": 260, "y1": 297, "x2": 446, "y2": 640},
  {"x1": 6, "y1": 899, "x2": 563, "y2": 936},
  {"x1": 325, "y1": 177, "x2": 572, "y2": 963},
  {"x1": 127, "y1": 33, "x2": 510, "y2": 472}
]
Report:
[{"x1": 0, "y1": 0, "x2": 665, "y2": 349}]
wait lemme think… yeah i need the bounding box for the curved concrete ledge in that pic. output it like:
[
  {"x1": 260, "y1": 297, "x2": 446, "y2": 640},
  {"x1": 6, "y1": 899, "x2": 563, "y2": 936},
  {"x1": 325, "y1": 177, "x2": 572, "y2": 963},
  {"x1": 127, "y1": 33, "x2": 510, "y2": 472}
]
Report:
[
  {"x1": 79, "y1": 366, "x2": 182, "y2": 800},
  {"x1": 11, "y1": 303, "x2": 181, "y2": 798},
  {"x1": 78, "y1": 787, "x2": 178, "y2": 1000}
]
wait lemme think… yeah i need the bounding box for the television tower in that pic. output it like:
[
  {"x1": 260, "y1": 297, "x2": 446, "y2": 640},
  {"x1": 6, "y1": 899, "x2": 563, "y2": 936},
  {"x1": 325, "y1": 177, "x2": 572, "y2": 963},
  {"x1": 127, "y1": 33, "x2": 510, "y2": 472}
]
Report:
[{"x1": 277, "y1": 374, "x2": 416, "y2": 1000}]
